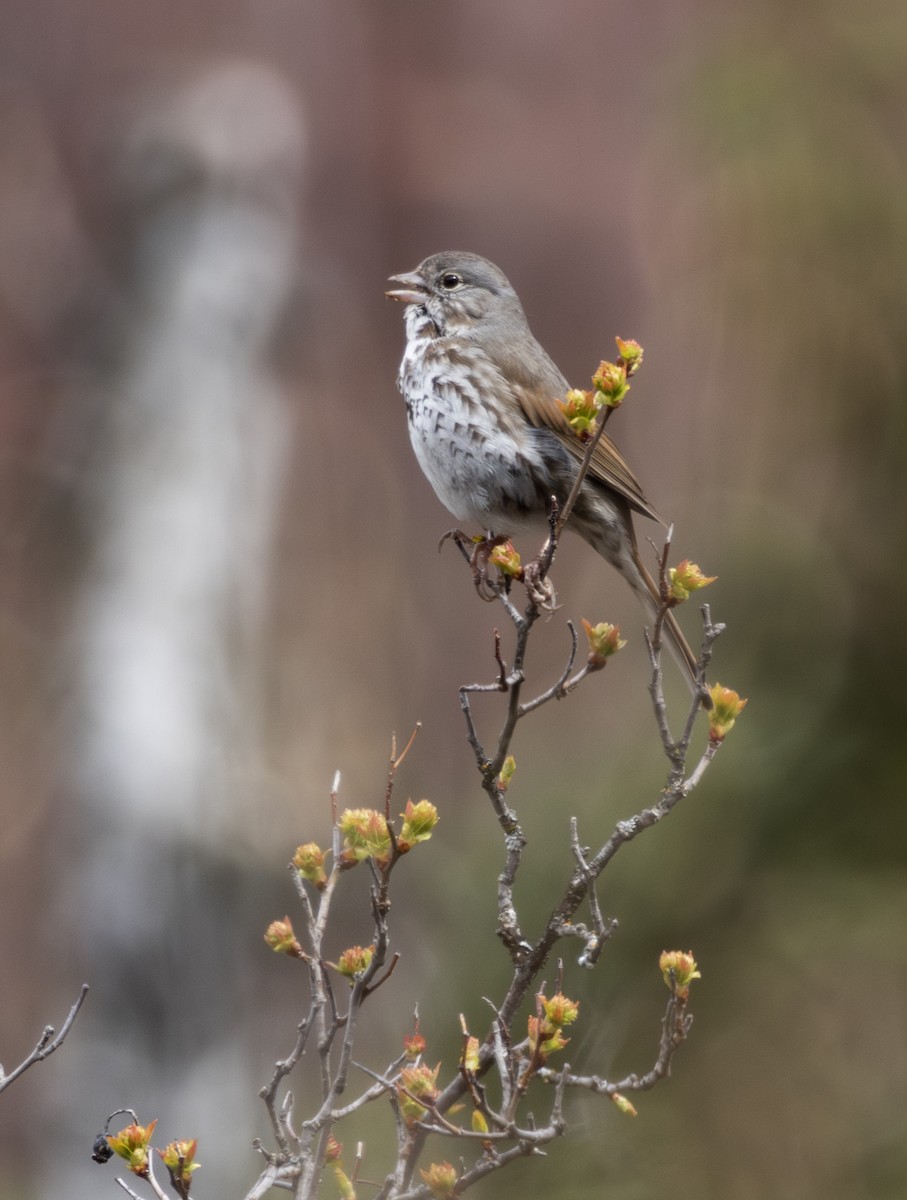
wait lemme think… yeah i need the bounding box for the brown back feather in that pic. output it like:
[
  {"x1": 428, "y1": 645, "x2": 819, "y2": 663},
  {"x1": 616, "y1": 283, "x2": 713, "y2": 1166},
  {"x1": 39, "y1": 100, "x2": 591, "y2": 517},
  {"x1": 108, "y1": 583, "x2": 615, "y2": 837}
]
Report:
[{"x1": 493, "y1": 339, "x2": 663, "y2": 523}]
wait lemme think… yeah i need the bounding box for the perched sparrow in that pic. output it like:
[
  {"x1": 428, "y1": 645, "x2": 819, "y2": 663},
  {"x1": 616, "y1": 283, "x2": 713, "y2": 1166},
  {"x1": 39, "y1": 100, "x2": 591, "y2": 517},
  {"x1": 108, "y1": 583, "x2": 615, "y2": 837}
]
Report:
[{"x1": 387, "y1": 251, "x2": 702, "y2": 696}]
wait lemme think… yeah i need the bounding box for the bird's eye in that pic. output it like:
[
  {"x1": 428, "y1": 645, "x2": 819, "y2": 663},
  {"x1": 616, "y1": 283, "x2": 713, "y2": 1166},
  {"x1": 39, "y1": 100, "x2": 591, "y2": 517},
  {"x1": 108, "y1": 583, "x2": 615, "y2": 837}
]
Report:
[{"x1": 440, "y1": 272, "x2": 462, "y2": 290}]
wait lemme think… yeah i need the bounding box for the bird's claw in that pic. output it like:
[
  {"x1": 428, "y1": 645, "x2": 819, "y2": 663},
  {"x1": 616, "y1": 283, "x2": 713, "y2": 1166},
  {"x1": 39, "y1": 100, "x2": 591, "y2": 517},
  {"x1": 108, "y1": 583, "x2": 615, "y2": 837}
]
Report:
[
  {"x1": 439, "y1": 530, "x2": 558, "y2": 610},
  {"x1": 471, "y1": 534, "x2": 511, "y2": 601},
  {"x1": 521, "y1": 558, "x2": 558, "y2": 612},
  {"x1": 439, "y1": 530, "x2": 511, "y2": 601}
]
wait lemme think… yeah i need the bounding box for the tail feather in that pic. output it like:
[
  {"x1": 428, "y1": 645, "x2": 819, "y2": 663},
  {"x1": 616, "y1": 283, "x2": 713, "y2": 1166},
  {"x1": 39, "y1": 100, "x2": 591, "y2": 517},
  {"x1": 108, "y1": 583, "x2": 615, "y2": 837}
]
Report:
[
  {"x1": 628, "y1": 548, "x2": 711, "y2": 706},
  {"x1": 576, "y1": 500, "x2": 709, "y2": 706}
]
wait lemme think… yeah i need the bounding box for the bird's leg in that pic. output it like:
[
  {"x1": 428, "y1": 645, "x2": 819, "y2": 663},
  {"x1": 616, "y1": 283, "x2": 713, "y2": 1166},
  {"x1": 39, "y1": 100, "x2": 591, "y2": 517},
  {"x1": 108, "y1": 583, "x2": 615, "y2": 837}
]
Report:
[
  {"x1": 520, "y1": 557, "x2": 557, "y2": 612},
  {"x1": 470, "y1": 533, "x2": 511, "y2": 601},
  {"x1": 519, "y1": 501, "x2": 560, "y2": 612},
  {"x1": 437, "y1": 527, "x2": 474, "y2": 558},
  {"x1": 439, "y1": 529, "x2": 511, "y2": 601}
]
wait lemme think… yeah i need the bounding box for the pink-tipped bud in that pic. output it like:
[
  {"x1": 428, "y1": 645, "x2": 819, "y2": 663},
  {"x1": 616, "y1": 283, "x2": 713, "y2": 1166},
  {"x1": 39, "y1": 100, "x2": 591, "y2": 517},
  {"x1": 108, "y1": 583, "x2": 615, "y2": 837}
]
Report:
[
  {"x1": 419, "y1": 1162, "x2": 458, "y2": 1199},
  {"x1": 668, "y1": 560, "x2": 717, "y2": 603},
  {"x1": 397, "y1": 799, "x2": 439, "y2": 851},
  {"x1": 403, "y1": 1029, "x2": 427, "y2": 1060},
  {"x1": 591, "y1": 360, "x2": 629, "y2": 407},
  {"x1": 706, "y1": 684, "x2": 748, "y2": 743},
  {"x1": 397, "y1": 1062, "x2": 441, "y2": 1125},
  {"x1": 107, "y1": 1120, "x2": 158, "y2": 1178},
  {"x1": 264, "y1": 918, "x2": 305, "y2": 959},
  {"x1": 541, "y1": 992, "x2": 580, "y2": 1028},
  {"x1": 582, "y1": 619, "x2": 626, "y2": 668},
  {"x1": 557, "y1": 387, "x2": 603, "y2": 439},
  {"x1": 338, "y1": 808, "x2": 393, "y2": 865},
  {"x1": 293, "y1": 842, "x2": 328, "y2": 889},
  {"x1": 659, "y1": 949, "x2": 702, "y2": 1000},
  {"x1": 615, "y1": 337, "x2": 644, "y2": 376},
  {"x1": 158, "y1": 1139, "x2": 200, "y2": 1195},
  {"x1": 334, "y1": 944, "x2": 374, "y2": 979},
  {"x1": 488, "y1": 540, "x2": 523, "y2": 578}
]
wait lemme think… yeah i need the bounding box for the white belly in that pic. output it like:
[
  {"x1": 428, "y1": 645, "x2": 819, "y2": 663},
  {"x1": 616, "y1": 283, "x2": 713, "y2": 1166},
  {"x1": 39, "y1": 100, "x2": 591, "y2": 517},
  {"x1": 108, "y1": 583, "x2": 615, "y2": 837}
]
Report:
[{"x1": 399, "y1": 335, "x2": 547, "y2": 533}]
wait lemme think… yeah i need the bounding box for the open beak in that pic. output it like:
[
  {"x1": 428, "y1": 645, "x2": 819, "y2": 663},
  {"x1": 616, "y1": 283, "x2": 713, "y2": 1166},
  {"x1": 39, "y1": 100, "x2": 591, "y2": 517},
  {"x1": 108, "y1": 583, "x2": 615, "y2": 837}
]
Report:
[{"x1": 386, "y1": 270, "x2": 429, "y2": 305}]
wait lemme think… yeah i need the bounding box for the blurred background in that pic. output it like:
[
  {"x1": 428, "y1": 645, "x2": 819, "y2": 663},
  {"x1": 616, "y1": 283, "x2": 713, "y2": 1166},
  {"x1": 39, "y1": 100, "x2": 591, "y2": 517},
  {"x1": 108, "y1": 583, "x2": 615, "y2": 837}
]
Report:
[{"x1": 1, "y1": 1, "x2": 906, "y2": 1197}]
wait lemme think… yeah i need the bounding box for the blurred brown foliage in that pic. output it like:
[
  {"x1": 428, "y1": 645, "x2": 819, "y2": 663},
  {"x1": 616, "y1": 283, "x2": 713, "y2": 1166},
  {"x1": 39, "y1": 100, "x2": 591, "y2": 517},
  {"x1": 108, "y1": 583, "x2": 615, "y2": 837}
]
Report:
[{"x1": 1, "y1": 1, "x2": 906, "y2": 1198}]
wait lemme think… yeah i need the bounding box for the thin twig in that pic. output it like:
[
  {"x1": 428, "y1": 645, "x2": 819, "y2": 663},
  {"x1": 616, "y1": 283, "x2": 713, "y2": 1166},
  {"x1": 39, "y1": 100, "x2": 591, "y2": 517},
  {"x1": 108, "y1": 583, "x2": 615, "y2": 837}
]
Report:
[
  {"x1": 0, "y1": 983, "x2": 89, "y2": 1093},
  {"x1": 537, "y1": 990, "x2": 693, "y2": 1096},
  {"x1": 384, "y1": 725, "x2": 422, "y2": 818},
  {"x1": 114, "y1": 1179, "x2": 145, "y2": 1200},
  {"x1": 553, "y1": 404, "x2": 615, "y2": 540}
]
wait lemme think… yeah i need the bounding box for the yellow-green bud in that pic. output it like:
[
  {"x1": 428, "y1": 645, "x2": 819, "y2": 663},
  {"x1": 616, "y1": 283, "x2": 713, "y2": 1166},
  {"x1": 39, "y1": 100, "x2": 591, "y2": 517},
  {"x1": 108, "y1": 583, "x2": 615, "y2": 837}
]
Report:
[
  {"x1": 582, "y1": 619, "x2": 626, "y2": 668},
  {"x1": 659, "y1": 949, "x2": 702, "y2": 999},
  {"x1": 398, "y1": 799, "x2": 439, "y2": 851},
  {"x1": 107, "y1": 1120, "x2": 158, "y2": 1177},
  {"x1": 706, "y1": 684, "x2": 748, "y2": 743},
  {"x1": 668, "y1": 560, "x2": 717, "y2": 603},
  {"x1": 611, "y1": 1093, "x2": 638, "y2": 1117},
  {"x1": 615, "y1": 337, "x2": 644, "y2": 375},
  {"x1": 419, "y1": 1162, "x2": 458, "y2": 1199},
  {"x1": 264, "y1": 917, "x2": 305, "y2": 959},
  {"x1": 293, "y1": 842, "x2": 328, "y2": 889}
]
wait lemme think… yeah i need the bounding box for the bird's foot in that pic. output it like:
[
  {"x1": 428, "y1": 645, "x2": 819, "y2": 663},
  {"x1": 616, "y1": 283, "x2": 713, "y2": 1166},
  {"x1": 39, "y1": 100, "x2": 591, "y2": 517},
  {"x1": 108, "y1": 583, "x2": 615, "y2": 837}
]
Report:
[
  {"x1": 521, "y1": 557, "x2": 558, "y2": 612},
  {"x1": 439, "y1": 529, "x2": 510, "y2": 601}
]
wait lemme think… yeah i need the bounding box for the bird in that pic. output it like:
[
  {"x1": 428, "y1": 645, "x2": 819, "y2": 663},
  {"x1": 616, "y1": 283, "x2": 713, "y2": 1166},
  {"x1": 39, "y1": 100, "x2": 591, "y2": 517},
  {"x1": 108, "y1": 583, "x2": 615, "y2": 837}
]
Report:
[{"x1": 386, "y1": 250, "x2": 703, "y2": 698}]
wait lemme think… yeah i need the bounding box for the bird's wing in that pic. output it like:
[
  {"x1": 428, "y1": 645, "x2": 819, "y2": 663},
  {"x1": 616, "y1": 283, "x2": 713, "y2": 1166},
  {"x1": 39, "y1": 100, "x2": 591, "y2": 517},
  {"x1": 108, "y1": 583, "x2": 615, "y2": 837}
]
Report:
[{"x1": 506, "y1": 360, "x2": 663, "y2": 523}]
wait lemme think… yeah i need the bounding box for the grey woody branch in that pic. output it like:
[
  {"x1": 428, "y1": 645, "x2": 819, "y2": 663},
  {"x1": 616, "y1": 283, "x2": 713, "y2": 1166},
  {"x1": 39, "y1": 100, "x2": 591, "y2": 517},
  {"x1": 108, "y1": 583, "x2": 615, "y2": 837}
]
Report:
[{"x1": 98, "y1": 383, "x2": 734, "y2": 1200}]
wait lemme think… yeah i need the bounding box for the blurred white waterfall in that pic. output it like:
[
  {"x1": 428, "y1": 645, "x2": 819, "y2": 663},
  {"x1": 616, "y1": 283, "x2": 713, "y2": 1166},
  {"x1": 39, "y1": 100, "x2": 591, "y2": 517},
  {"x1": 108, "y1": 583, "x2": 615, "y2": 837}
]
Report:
[{"x1": 47, "y1": 61, "x2": 306, "y2": 1198}]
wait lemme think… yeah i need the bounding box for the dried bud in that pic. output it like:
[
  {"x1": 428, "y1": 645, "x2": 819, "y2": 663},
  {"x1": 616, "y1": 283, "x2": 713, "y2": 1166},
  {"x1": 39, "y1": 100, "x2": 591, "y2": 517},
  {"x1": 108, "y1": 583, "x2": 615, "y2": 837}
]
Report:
[
  {"x1": 591, "y1": 360, "x2": 629, "y2": 407},
  {"x1": 497, "y1": 755, "x2": 516, "y2": 793},
  {"x1": 668, "y1": 560, "x2": 717, "y2": 603},
  {"x1": 419, "y1": 1162, "x2": 459, "y2": 1200},
  {"x1": 92, "y1": 1133, "x2": 114, "y2": 1164},
  {"x1": 264, "y1": 917, "x2": 305, "y2": 959},
  {"x1": 557, "y1": 387, "x2": 602, "y2": 438},
  {"x1": 338, "y1": 808, "x2": 393, "y2": 865},
  {"x1": 611, "y1": 1093, "x2": 638, "y2": 1117},
  {"x1": 541, "y1": 992, "x2": 580, "y2": 1028},
  {"x1": 107, "y1": 1120, "x2": 158, "y2": 1177},
  {"x1": 158, "y1": 1139, "x2": 200, "y2": 1196},
  {"x1": 293, "y1": 842, "x2": 328, "y2": 889},
  {"x1": 488, "y1": 540, "x2": 522, "y2": 578},
  {"x1": 398, "y1": 799, "x2": 440, "y2": 851},
  {"x1": 397, "y1": 1062, "x2": 441, "y2": 1125},
  {"x1": 615, "y1": 337, "x2": 644, "y2": 375},
  {"x1": 582, "y1": 619, "x2": 626, "y2": 668},
  {"x1": 706, "y1": 684, "x2": 748, "y2": 743},
  {"x1": 660, "y1": 949, "x2": 702, "y2": 1000},
  {"x1": 334, "y1": 944, "x2": 374, "y2": 979}
]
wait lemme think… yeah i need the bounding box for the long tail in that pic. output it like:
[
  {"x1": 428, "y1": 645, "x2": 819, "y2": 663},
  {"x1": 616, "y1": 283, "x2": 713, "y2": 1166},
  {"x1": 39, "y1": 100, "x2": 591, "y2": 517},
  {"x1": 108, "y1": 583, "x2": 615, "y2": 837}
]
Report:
[
  {"x1": 577, "y1": 501, "x2": 709, "y2": 704},
  {"x1": 629, "y1": 546, "x2": 703, "y2": 694}
]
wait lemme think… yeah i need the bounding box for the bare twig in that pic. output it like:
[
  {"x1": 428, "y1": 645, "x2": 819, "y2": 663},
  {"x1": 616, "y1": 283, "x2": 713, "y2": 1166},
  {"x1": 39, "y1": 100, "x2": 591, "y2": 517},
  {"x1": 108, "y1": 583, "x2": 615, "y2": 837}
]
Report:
[
  {"x1": 537, "y1": 989, "x2": 694, "y2": 1096},
  {"x1": 0, "y1": 983, "x2": 89, "y2": 1094},
  {"x1": 552, "y1": 403, "x2": 615, "y2": 541},
  {"x1": 113, "y1": 468, "x2": 726, "y2": 1200},
  {"x1": 113, "y1": 1178, "x2": 145, "y2": 1200},
  {"x1": 384, "y1": 725, "x2": 422, "y2": 818},
  {"x1": 410, "y1": 509, "x2": 725, "y2": 1187}
]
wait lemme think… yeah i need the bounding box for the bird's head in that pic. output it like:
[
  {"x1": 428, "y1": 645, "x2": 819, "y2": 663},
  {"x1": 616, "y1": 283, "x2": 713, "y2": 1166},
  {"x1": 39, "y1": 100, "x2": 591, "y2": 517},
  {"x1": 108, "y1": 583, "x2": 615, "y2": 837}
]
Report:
[{"x1": 386, "y1": 251, "x2": 525, "y2": 337}]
